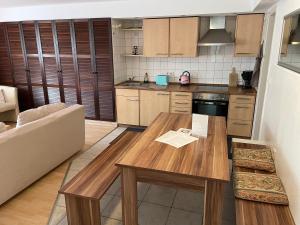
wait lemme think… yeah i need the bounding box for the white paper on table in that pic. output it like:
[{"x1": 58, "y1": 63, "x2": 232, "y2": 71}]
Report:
[
  {"x1": 155, "y1": 130, "x2": 198, "y2": 148},
  {"x1": 191, "y1": 114, "x2": 208, "y2": 138}
]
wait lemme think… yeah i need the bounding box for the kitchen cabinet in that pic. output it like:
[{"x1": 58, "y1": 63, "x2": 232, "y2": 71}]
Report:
[
  {"x1": 140, "y1": 90, "x2": 170, "y2": 126},
  {"x1": 170, "y1": 92, "x2": 192, "y2": 114},
  {"x1": 227, "y1": 95, "x2": 256, "y2": 137},
  {"x1": 235, "y1": 14, "x2": 264, "y2": 56},
  {"x1": 116, "y1": 89, "x2": 139, "y2": 125},
  {"x1": 281, "y1": 17, "x2": 292, "y2": 55},
  {"x1": 143, "y1": 18, "x2": 170, "y2": 57},
  {"x1": 143, "y1": 17, "x2": 199, "y2": 57},
  {"x1": 170, "y1": 17, "x2": 199, "y2": 57}
]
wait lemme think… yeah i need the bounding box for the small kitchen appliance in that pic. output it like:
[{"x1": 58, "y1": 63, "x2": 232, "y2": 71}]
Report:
[
  {"x1": 179, "y1": 71, "x2": 191, "y2": 85},
  {"x1": 155, "y1": 74, "x2": 169, "y2": 86},
  {"x1": 241, "y1": 70, "x2": 253, "y2": 89}
]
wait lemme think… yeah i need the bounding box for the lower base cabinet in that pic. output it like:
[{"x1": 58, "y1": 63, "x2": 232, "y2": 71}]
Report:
[
  {"x1": 140, "y1": 90, "x2": 170, "y2": 126},
  {"x1": 116, "y1": 89, "x2": 140, "y2": 125}
]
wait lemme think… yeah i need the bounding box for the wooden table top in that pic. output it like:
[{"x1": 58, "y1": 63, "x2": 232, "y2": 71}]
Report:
[{"x1": 117, "y1": 113, "x2": 230, "y2": 182}]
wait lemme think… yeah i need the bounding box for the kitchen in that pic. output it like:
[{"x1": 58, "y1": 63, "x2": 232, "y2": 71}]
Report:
[{"x1": 113, "y1": 15, "x2": 262, "y2": 138}]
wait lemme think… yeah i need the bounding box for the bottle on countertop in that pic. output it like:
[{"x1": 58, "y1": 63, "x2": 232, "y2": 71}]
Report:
[
  {"x1": 144, "y1": 72, "x2": 149, "y2": 83},
  {"x1": 229, "y1": 67, "x2": 238, "y2": 87}
]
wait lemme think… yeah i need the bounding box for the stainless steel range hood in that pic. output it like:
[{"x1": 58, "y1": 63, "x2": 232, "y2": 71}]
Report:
[{"x1": 198, "y1": 16, "x2": 234, "y2": 46}]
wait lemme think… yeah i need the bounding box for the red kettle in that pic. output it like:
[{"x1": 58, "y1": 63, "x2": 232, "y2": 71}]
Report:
[{"x1": 179, "y1": 71, "x2": 191, "y2": 86}]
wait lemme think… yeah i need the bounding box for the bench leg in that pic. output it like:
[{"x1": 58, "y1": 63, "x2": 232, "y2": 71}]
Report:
[
  {"x1": 203, "y1": 180, "x2": 225, "y2": 225},
  {"x1": 65, "y1": 194, "x2": 101, "y2": 225},
  {"x1": 121, "y1": 167, "x2": 138, "y2": 225}
]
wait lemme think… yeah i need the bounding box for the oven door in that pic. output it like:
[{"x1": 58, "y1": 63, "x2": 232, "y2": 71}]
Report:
[{"x1": 192, "y1": 99, "x2": 228, "y2": 117}]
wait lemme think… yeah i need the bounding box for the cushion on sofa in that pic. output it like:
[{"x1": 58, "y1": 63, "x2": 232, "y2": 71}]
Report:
[
  {"x1": 38, "y1": 103, "x2": 66, "y2": 116},
  {"x1": 233, "y1": 172, "x2": 289, "y2": 205},
  {"x1": 0, "y1": 89, "x2": 6, "y2": 103},
  {"x1": 233, "y1": 147, "x2": 276, "y2": 172},
  {"x1": 16, "y1": 103, "x2": 66, "y2": 127},
  {"x1": 0, "y1": 122, "x2": 7, "y2": 133},
  {"x1": 0, "y1": 103, "x2": 15, "y2": 113}
]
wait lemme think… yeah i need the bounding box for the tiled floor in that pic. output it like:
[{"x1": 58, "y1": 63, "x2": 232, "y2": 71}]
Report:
[{"x1": 48, "y1": 128, "x2": 236, "y2": 225}]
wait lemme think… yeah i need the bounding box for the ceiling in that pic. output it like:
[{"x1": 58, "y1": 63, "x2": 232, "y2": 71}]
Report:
[{"x1": 0, "y1": 0, "x2": 120, "y2": 8}]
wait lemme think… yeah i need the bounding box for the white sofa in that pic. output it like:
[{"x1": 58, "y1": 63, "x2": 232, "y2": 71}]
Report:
[
  {"x1": 0, "y1": 86, "x2": 19, "y2": 122},
  {"x1": 0, "y1": 104, "x2": 85, "y2": 205}
]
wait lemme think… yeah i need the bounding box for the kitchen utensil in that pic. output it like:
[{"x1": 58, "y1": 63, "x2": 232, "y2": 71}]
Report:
[
  {"x1": 179, "y1": 71, "x2": 191, "y2": 85},
  {"x1": 229, "y1": 67, "x2": 238, "y2": 87}
]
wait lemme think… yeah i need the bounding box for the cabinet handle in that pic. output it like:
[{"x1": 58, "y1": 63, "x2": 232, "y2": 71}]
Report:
[
  {"x1": 233, "y1": 122, "x2": 249, "y2": 126},
  {"x1": 175, "y1": 94, "x2": 190, "y2": 97},
  {"x1": 127, "y1": 99, "x2": 139, "y2": 102},
  {"x1": 170, "y1": 53, "x2": 184, "y2": 56},
  {"x1": 157, "y1": 93, "x2": 170, "y2": 96},
  {"x1": 234, "y1": 106, "x2": 250, "y2": 109},
  {"x1": 236, "y1": 97, "x2": 251, "y2": 101},
  {"x1": 156, "y1": 53, "x2": 168, "y2": 56},
  {"x1": 175, "y1": 102, "x2": 189, "y2": 105},
  {"x1": 175, "y1": 109, "x2": 188, "y2": 112}
]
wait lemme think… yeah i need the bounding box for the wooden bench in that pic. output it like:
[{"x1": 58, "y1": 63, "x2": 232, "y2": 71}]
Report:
[
  {"x1": 232, "y1": 141, "x2": 296, "y2": 225},
  {"x1": 60, "y1": 131, "x2": 140, "y2": 225}
]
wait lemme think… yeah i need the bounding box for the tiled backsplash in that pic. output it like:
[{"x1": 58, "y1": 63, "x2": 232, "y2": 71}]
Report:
[{"x1": 112, "y1": 20, "x2": 256, "y2": 85}]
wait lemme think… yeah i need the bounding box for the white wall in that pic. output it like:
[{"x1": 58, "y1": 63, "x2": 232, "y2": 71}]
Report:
[
  {"x1": 260, "y1": 0, "x2": 300, "y2": 224},
  {"x1": 0, "y1": 0, "x2": 254, "y2": 22}
]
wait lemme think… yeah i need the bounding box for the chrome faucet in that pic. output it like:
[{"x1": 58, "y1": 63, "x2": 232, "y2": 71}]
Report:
[{"x1": 128, "y1": 76, "x2": 135, "y2": 81}]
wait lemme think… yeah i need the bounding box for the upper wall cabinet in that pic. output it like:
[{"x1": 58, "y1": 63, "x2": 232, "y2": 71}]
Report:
[
  {"x1": 143, "y1": 18, "x2": 170, "y2": 57},
  {"x1": 170, "y1": 17, "x2": 199, "y2": 57},
  {"x1": 143, "y1": 17, "x2": 199, "y2": 57},
  {"x1": 235, "y1": 14, "x2": 264, "y2": 56}
]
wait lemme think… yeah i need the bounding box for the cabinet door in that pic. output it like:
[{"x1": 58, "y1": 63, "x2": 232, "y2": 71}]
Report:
[
  {"x1": 235, "y1": 14, "x2": 264, "y2": 56},
  {"x1": 143, "y1": 19, "x2": 170, "y2": 57},
  {"x1": 281, "y1": 17, "x2": 292, "y2": 55},
  {"x1": 116, "y1": 89, "x2": 139, "y2": 125},
  {"x1": 140, "y1": 90, "x2": 170, "y2": 126},
  {"x1": 170, "y1": 17, "x2": 199, "y2": 57}
]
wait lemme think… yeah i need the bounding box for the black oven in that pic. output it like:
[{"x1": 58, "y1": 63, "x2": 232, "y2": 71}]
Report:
[{"x1": 192, "y1": 93, "x2": 229, "y2": 118}]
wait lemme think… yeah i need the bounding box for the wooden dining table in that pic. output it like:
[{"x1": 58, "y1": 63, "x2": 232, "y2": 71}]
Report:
[{"x1": 117, "y1": 112, "x2": 230, "y2": 225}]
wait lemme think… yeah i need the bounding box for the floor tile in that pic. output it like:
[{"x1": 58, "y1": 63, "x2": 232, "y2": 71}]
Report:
[
  {"x1": 101, "y1": 194, "x2": 114, "y2": 211},
  {"x1": 103, "y1": 196, "x2": 123, "y2": 220},
  {"x1": 166, "y1": 208, "x2": 202, "y2": 225},
  {"x1": 48, "y1": 205, "x2": 67, "y2": 225},
  {"x1": 173, "y1": 189, "x2": 204, "y2": 214},
  {"x1": 137, "y1": 182, "x2": 151, "y2": 201},
  {"x1": 143, "y1": 185, "x2": 177, "y2": 207},
  {"x1": 56, "y1": 194, "x2": 66, "y2": 208},
  {"x1": 106, "y1": 177, "x2": 121, "y2": 195},
  {"x1": 101, "y1": 217, "x2": 123, "y2": 225},
  {"x1": 138, "y1": 202, "x2": 170, "y2": 225}
]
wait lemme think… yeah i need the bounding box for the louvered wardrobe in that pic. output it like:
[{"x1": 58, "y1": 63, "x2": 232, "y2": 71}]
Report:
[{"x1": 0, "y1": 18, "x2": 115, "y2": 121}]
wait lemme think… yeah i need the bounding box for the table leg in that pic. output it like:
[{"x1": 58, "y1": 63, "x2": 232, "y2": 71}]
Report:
[
  {"x1": 203, "y1": 180, "x2": 225, "y2": 225},
  {"x1": 121, "y1": 167, "x2": 138, "y2": 225},
  {"x1": 65, "y1": 194, "x2": 101, "y2": 225}
]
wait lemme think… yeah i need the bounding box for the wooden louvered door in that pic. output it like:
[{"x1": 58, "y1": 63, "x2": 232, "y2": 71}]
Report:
[
  {"x1": 73, "y1": 20, "x2": 97, "y2": 119},
  {"x1": 93, "y1": 19, "x2": 115, "y2": 121},
  {"x1": 0, "y1": 19, "x2": 115, "y2": 121},
  {"x1": 6, "y1": 23, "x2": 34, "y2": 110}
]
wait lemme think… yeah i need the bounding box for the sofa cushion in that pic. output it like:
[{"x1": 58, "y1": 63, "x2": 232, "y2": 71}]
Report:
[
  {"x1": 233, "y1": 172, "x2": 289, "y2": 205},
  {"x1": 38, "y1": 103, "x2": 66, "y2": 116},
  {"x1": 0, "y1": 103, "x2": 15, "y2": 113},
  {"x1": 16, "y1": 108, "x2": 46, "y2": 127},
  {"x1": 16, "y1": 103, "x2": 67, "y2": 127},
  {"x1": 0, "y1": 89, "x2": 6, "y2": 103},
  {"x1": 0, "y1": 122, "x2": 7, "y2": 133},
  {"x1": 233, "y1": 147, "x2": 276, "y2": 172}
]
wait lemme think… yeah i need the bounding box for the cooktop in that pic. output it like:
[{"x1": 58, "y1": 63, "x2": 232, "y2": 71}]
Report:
[{"x1": 194, "y1": 85, "x2": 229, "y2": 92}]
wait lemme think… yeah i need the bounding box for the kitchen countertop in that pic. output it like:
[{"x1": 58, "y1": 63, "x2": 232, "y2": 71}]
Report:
[{"x1": 115, "y1": 81, "x2": 257, "y2": 96}]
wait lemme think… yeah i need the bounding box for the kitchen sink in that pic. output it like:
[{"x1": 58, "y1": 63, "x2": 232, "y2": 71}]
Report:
[{"x1": 122, "y1": 82, "x2": 149, "y2": 87}]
